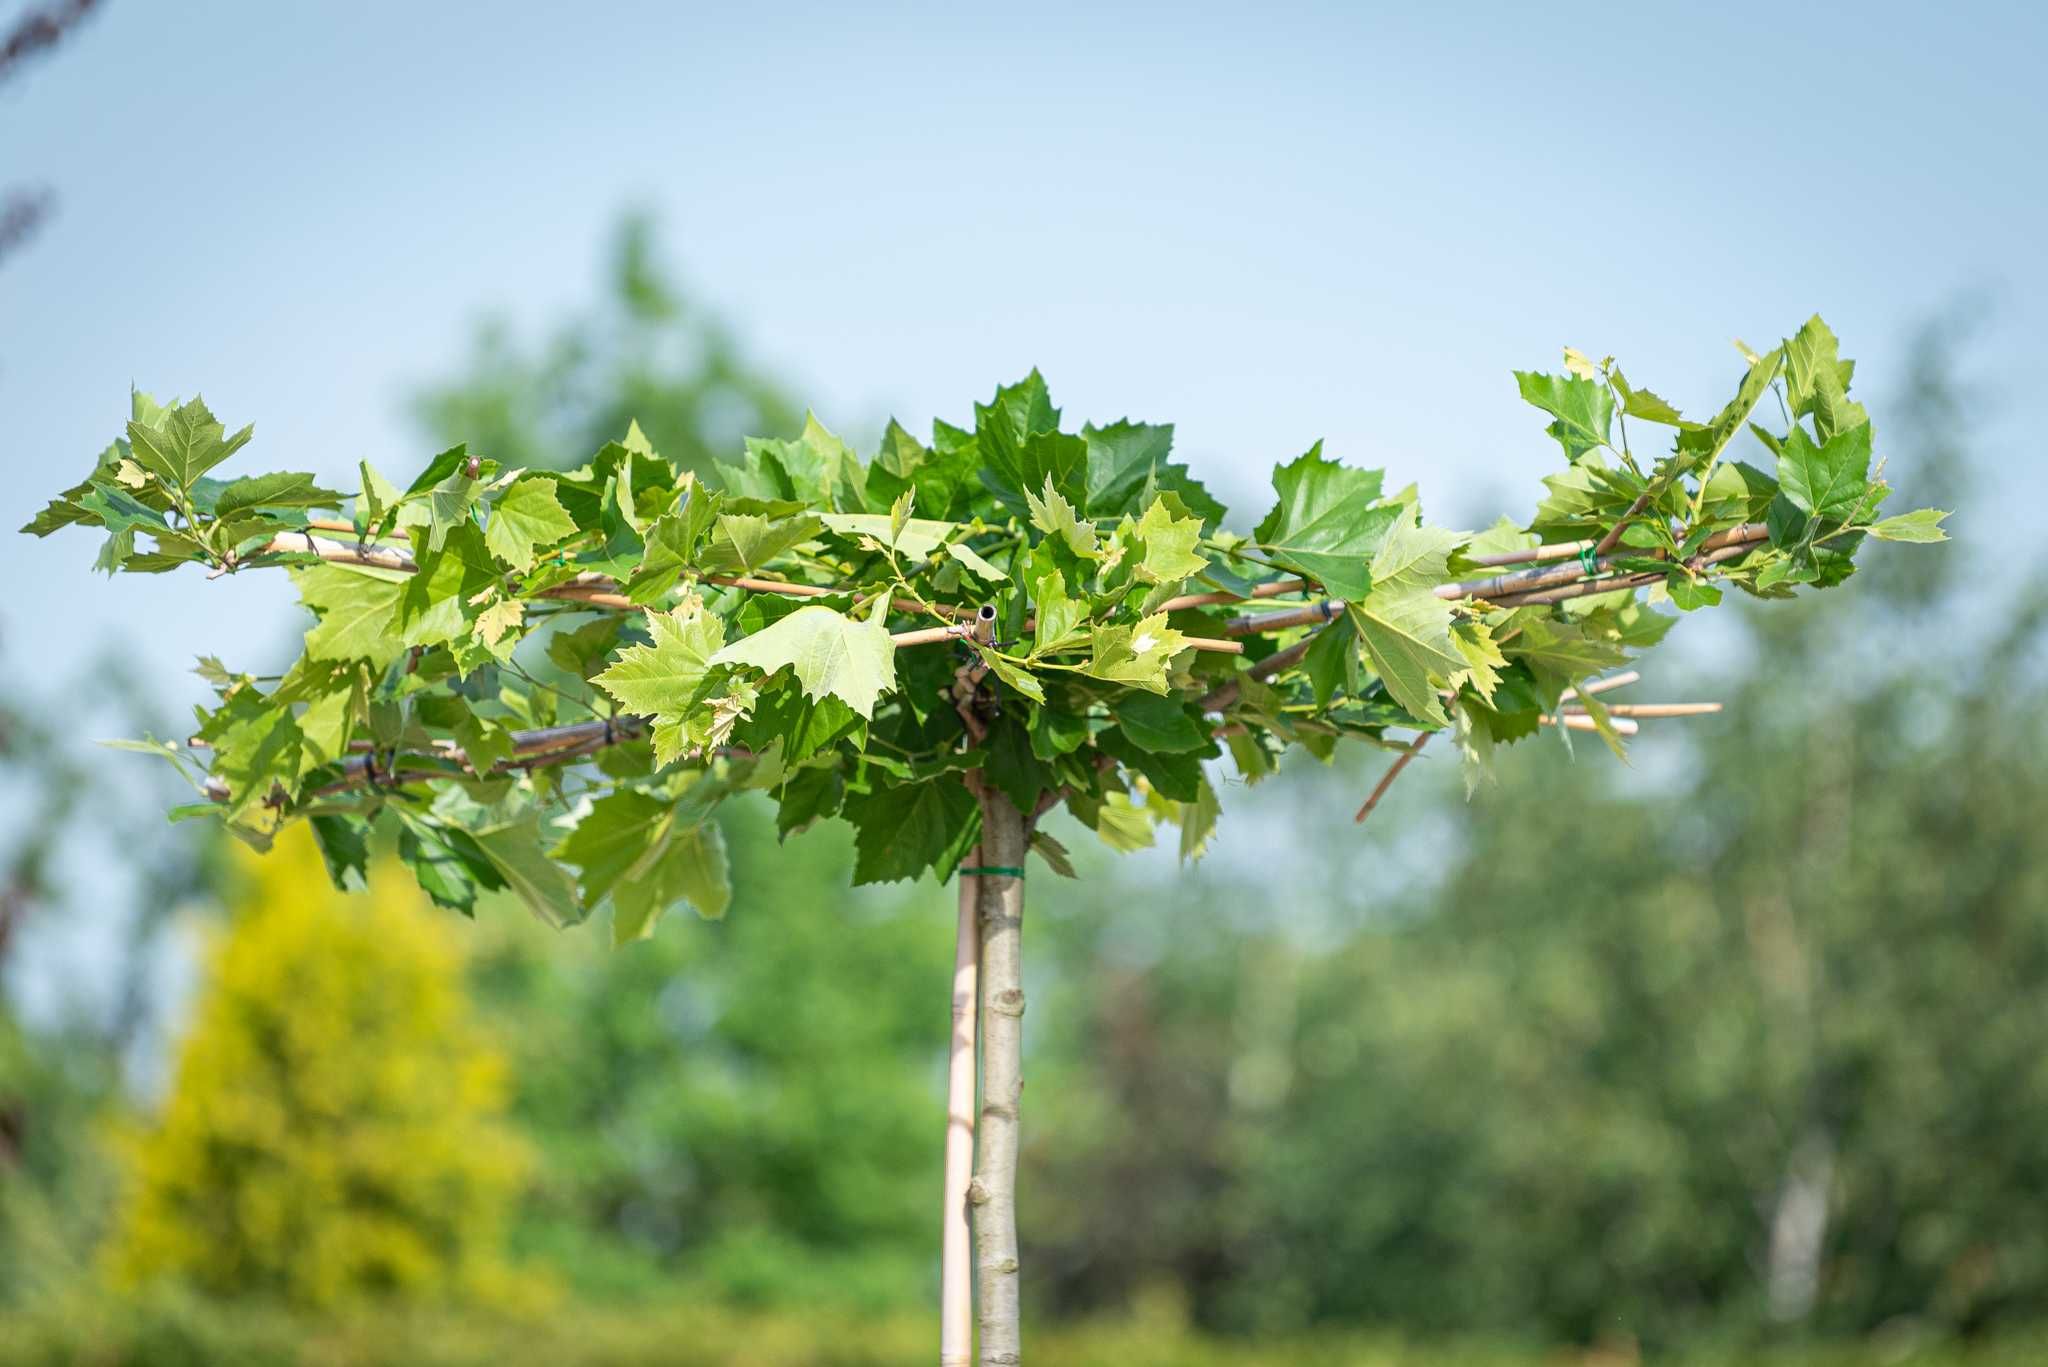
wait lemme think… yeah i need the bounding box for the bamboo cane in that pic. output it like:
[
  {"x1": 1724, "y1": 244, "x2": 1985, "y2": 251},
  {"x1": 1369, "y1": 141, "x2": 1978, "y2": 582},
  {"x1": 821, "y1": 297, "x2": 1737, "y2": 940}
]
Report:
[
  {"x1": 1564, "y1": 702, "x2": 1721, "y2": 719},
  {"x1": 1561, "y1": 670, "x2": 1639, "y2": 702},
  {"x1": 939, "y1": 846, "x2": 980, "y2": 1367},
  {"x1": 254, "y1": 533, "x2": 1243, "y2": 655},
  {"x1": 1540, "y1": 714, "x2": 1641, "y2": 735}
]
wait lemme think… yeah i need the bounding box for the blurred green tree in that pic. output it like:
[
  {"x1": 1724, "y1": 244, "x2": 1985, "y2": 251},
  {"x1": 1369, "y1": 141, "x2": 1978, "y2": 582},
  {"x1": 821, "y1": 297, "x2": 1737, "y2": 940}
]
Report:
[
  {"x1": 467, "y1": 799, "x2": 955, "y2": 1310},
  {"x1": 1022, "y1": 313, "x2": 2048, "y2": 1349},
  {"x1": 411, "y1": 213, "x2": 801, "y2": 474}
]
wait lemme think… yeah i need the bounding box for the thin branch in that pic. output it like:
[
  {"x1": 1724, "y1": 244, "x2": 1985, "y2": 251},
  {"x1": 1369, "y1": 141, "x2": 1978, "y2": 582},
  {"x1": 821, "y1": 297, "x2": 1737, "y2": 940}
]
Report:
[
  {"x1": 1354, "y1": 731, "x2": 1432, "y2": 823},
  {"x1": 0, "y1": 0, "x2": 99, "y2": 85}
]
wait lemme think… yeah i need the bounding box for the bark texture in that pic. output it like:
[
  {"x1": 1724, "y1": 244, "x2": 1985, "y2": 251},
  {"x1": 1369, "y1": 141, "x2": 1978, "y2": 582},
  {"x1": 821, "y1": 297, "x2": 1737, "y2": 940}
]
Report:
[{"x1": 969, "y1": 789, "x2": 1029, "y2": 1366}]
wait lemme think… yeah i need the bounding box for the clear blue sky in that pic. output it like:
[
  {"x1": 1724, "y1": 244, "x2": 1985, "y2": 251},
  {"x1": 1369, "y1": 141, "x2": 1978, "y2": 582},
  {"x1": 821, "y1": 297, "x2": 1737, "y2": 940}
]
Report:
[
  {"x1": 4, "y1": 2, "x2": 2042, "y2": 696},
  {"x1": 2, "y1": 3, "x2": 2043, "y2": 1010}
]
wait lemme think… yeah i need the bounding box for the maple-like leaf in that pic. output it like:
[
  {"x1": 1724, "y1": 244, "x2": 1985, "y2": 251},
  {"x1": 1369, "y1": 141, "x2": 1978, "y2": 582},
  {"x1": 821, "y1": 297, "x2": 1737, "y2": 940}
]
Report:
[
  {"x1": 709, "y1": 599, "x2": 896, "y2": 718},
  {"x1": 1253, "y1": 443, "x2": 1400, "y2": 599},
  {"x1": 484, "y1": 476, "x2": 577, "y2": 570}
]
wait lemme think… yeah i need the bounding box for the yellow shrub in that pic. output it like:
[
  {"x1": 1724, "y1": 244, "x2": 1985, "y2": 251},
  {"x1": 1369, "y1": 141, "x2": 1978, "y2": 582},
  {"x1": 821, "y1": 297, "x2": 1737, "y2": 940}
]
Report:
[{"x1": 106, "y1": 827, "x2": 531, "y2": 1307}]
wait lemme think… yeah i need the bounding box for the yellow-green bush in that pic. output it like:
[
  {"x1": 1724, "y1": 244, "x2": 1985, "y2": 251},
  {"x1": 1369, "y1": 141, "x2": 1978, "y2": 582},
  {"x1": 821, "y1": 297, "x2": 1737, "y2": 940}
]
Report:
[{"x1": 104, "y1": 828, "x2": 531, "y2": 1307}]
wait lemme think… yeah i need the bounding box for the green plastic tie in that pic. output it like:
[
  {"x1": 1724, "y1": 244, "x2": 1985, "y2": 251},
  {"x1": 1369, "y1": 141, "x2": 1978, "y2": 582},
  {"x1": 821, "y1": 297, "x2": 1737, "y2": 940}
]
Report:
[
  {"x1": 1578, "y1": 544, "x2": 1600, "y2": 576},
  {"x1": 960, "y1": 866, "x2": 1025, "y2": 879}
]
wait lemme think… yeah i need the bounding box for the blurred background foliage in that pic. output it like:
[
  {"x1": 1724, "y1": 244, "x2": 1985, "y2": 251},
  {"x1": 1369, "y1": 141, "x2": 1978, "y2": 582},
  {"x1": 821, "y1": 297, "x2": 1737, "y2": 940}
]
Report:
[{"x1": 2, "y1": 229, "x2": 2044, "y2": 1364}]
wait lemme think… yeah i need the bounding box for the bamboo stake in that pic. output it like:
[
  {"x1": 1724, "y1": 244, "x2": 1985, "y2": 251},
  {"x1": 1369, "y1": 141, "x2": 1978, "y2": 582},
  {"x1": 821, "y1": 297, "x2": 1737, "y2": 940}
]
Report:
[
  {"x1": 1484, "y1": 537, "x2": 1762, "y2": 609},
  {"x1": 1564, "y1": 702, "x2": 1721, "y2": 719},
  {"x1": 1540, "y1": 714, "x2": 1641, "y2": 735},
  {"x1": 1157, "y1": 578, "x2": 1310, "y2": 612},
  {"x1": 940, "y1": 845, "x2": 981, "y2": 1367},
  {"x1": 256, "y1": 534, "x2": 1241, "y2": 655},
  {"x1": 1436, "y1": 524, "x2": 1768, "y2": 603},
  {"x1": 1561, "y1": 670, "x2": 1639, "y2": 702}
]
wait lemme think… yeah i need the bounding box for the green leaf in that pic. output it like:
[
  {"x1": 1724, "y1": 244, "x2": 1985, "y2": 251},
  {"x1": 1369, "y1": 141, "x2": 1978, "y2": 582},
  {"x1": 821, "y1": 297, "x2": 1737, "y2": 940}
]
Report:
[
  {"x1": 972, "y1": 646, "x2": 1046, "y2": 705},
  {"x1": 710, "y1": 599, "x2": 896, "y2": 719},
  {"x1": 212, "y1": 471, "x2": 347, "y2": 516},
  {"x1": 472, "y1": 814, "x2": 585, "y2": 928},
  {"x1": 484, "y1": 476, "x2": 577, "y2": 570},
  {"x1": 1030, "y1": 830, "x2": 1078, "y2": 878},
  {"x1": 705, "y1": 511, "x2": 822, "y2": 574},
  {"x1": 1178, "y1": 771, "x2": 1220, "y2": 864},
  {"x1": 292, "y1": 564, "x2": 409, "y2": 668},
  {"x1": 1866, "y1": 508, "x2": 1950, "y2": 543},
  {"x1": 1031, "y1": 573, "x2": 1086, "y2": 656},
  {"x1": 1132, "y1": 494, "x2": 1208, "y2": 584},
  {"x1": 614, "y1": 823, "x2": 730, "y2": 941},
  {"x1": 127, "y1": 396, "x2": 253, "y2": 491},
  {"x1": 1113, "y1": 692, "x2": 1208, "y2": 753},
  {"x1": 819, "y1": 511, "x2": 957, "y2": 560},
  {"x1": 1514, "y1": 371, "x2": 1613, "y2": 461},
  {"x1": 628, "y1": 481, "x2": 721, "y2": 604},
  {"x1": 593, "y1": 603, "x2": 728, "y2": 765},
  {"x1": 947, "y1": 541, "x2": 1008, "y2": 581},
  {"x1": 844, "y1": 779, "x2": 980, "y2": 884},
  {"x1": 1779, "y1": 423, "x2": 1872, "y2": 520},
  {"x1": 1083, "y1": 420, "x2": 1225, "y2": 524},
  {"x1": 1253, "y1": 443, "x2": 1400, "y2": 599},
  {"x1": 1347, "y1": 515, "x2": 1467, "y2": 727},
  {"x1": 1025, "y1": 474, "x2": 1098, "y2": 556},
  {"x1": 1667, "y1": 576, "x2": 1723, "y2": 611},
  {"x1": 1085, "y1": 612, "x2": 1190, "y2": 695},
  {"x1": 1782, "y1": 314, "x2": 1867, "y2": 443}
]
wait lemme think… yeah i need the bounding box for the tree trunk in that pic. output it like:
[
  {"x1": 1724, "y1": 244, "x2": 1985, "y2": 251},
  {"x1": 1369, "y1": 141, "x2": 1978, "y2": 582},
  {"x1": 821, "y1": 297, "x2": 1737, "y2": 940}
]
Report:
[
  {"x1": 969, "y1": 788, "x2": 1029, "y2": 1366},
  {"x1": 939, "y1": 847, "x2": 982, "y2": 1366}
]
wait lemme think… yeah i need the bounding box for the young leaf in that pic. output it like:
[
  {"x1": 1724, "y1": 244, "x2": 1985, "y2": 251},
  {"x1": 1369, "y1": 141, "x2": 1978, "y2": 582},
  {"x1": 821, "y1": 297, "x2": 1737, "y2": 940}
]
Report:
[
  {"x1": 1514, "y1": 371, "x2": 1613, "y2": 461},
  {"x1": 1253, "y1": 443, "x2": 1400, "y2": 600},
  {"x1": 484, "y1": 476, "x2": 577, "y2": 570},
  {"x1": 127, "y1": 397, "x2": 253, "y2": 492},
  {"x1": 709, "y1": 599, "x2": 897, "y2": 719},
  {"x1": 1866, "y1": 508, "x2": 1951, "y2": 543}
]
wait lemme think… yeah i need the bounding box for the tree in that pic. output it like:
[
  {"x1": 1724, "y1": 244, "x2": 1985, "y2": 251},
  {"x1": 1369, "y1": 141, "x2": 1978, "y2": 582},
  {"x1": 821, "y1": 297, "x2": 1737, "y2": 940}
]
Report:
[
  {"x1": 23, "y1": 316, "x2": 1942, "y2": 1363},
  {"x1": 106, "y1": 828, "x2": 529, "y2": 1306}
]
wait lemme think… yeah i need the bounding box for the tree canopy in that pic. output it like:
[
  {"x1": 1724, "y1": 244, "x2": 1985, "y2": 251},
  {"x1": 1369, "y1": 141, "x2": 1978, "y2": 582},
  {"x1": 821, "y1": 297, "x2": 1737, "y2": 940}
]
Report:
[{"x1": 22, "y1": 317, "x2": 1944, "y2": 941}]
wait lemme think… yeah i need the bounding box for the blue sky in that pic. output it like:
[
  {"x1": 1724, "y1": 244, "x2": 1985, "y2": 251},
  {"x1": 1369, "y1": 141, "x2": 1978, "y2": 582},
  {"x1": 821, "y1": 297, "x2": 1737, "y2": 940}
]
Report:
[
  {"x1": 5, "y1": 1, "x2": 2042, "y2": 701},
  {"x1": 2, "y1": 3, "x2": 2043, "y2": 1009}
]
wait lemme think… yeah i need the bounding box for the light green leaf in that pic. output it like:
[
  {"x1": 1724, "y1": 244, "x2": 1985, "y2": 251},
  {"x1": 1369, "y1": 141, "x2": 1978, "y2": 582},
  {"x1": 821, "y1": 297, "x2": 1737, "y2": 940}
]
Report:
[
  {"x1": 706, "y1": 511, "x2": 822, "y2": 574},
  {"x1": 1866, "y1": 508, "x2": 1950, "y2": 543},
  {"x1": 127, "y1": 396, "x2": 253, "y2": 491},
  {"x1": 1514, "y1": 371, "x2": 1613, "y2": 461},
  {"x1": 1026, "y1": 473, "x2": 1098, "y2": 556},
  {"x1": 593, "y1": 602, "x2": 728, "y2": 762},
  {"x1": 1031, "y1": 573, "x2": 1086, "y2": 656},
  {"x1": 1347, "y1": 515, "x2": 1467, "y2": 727},
  {"x1": 1133, "y1": 495, "x2": 1208, "y2": 584},
  {"x1": 614, "y1": 823, "x2": 730, "y2": 940},
  {"x1": 292, "y1": 564, "x2": 409, "y2": 668},
  {"x1": 819, "y1": 510, "x2": 958, "y2": 560},
  {"x1": 709, "y1": 599, "x2": 896, "y2": 718},
  {"x1": 1085, "y1": 612, "x2": 1190, "y2": 695},
  {"x1": 947, "y1": 541, "x2": 1008, "y2": 581},
  {"x1": 484, "y1": 476, "x2": 577, "y2": 570},
  {"x1": 1253, "y1": 443, "x2": 1399, "y2": 599}
]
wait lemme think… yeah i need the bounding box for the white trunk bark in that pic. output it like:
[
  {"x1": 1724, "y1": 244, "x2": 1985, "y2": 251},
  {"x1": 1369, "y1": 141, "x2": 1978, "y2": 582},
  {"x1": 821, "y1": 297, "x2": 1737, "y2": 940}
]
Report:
[{"x1": 969, "y1": 789, "x2": 1028, "y2": 1366}]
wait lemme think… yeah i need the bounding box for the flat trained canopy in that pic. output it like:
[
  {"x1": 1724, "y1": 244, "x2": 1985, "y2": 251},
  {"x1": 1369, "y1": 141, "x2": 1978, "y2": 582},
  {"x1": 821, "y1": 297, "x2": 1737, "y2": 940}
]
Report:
[{"x1": 24, "y1": 316, "x2": 1942, "y2": 935}]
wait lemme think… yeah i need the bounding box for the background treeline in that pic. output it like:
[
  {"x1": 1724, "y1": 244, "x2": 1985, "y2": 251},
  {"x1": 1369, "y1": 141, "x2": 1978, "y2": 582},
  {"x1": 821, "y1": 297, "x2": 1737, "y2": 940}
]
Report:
[{"x1": 2, "y1": 227, "x2": 2042, "y2": 1365}]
